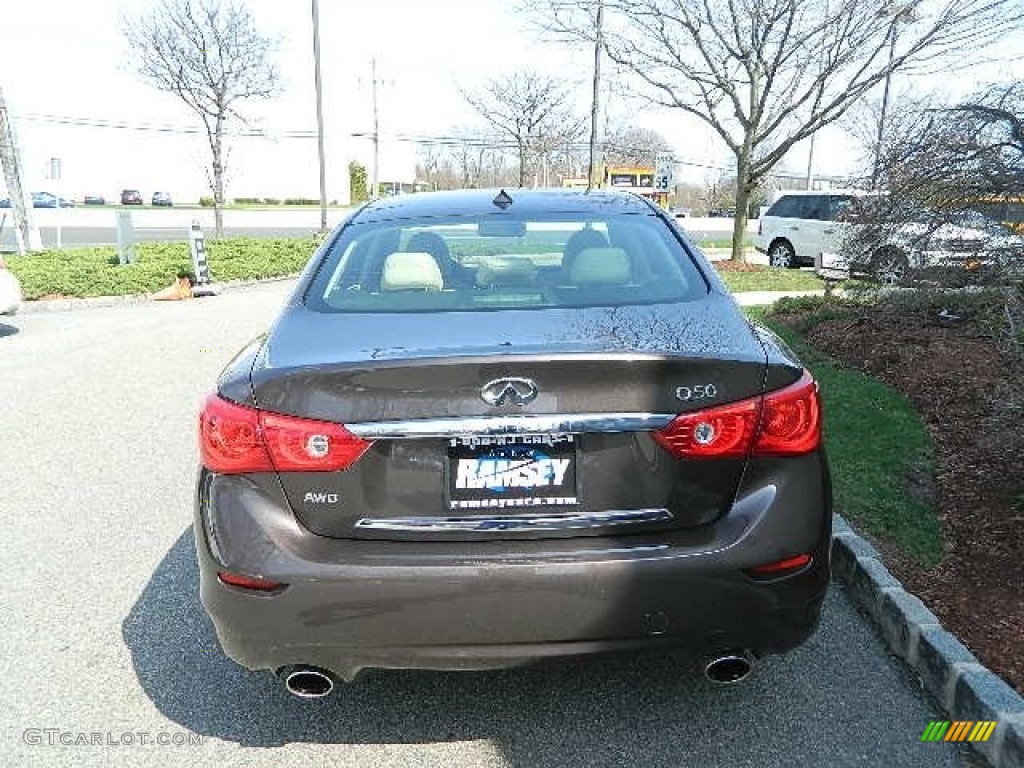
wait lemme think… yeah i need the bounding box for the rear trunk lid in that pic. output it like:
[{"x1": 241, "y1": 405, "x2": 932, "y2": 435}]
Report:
[{"x1": 248, "y1": 297, "x2": 785, "y2": 541}]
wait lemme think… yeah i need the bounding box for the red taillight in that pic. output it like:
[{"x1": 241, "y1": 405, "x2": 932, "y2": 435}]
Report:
[
  {"x1": 217, "y1": 571, "x2": 285, "y2": 592},
  {"x1": 198, "y1": 393, "x2": 372, "y2": 474},
  {"x1": 749, "y1": 553, "x2": 813, "y2": 575},
  {"x1": 652, "y1": 397, "x2": 761, "y2": 458},
  {"x1": 199, "y1": 394, "x2": 270, "y2": 473},
  {"x1": 754, "y1": 371, "x2": 821, "y2": 456},
  {"x1": 654, "y1": 371, "x2": 821, "y2": 460}
]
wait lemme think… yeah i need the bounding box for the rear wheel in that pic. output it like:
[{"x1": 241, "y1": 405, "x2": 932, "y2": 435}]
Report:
[
  {"x1": 767, "y1": 240, "x2": 797, "y2": 269},
  {"x1": 869, "y1": 248, "x2": 909, "y2": 285}
]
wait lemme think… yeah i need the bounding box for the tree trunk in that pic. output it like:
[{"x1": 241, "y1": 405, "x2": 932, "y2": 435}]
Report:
[
  {"x1": 517, "y1": 139, "x2": 526, "y2": 187},
  {"x1": 212, "y1": 119, "x2": 225, "y2": 238},
  {"x1": 730, "y1": 152, "x2": 752, "y2": 263}
]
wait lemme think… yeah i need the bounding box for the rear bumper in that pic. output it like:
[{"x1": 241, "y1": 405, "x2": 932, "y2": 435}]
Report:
[{"x1": 195, "y1": 455, "x2": 831, "y2": 681}]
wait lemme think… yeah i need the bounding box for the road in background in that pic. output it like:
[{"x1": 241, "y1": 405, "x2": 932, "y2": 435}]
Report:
[
  {"x1": 0, "y1": 207, "x2": 758, "y2": 249},
  {"x1": 0, "y1": 281, "x2": 970, "y2": 768}
]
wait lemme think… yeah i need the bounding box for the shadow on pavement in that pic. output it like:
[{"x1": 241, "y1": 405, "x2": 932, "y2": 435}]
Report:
[{"x1": 123, "y1": 528, "x2": 958, "y2": 766}]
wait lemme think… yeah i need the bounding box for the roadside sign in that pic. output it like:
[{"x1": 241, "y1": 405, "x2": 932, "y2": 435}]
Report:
[
  {"x1": 654, "y1": 152, "x2": 675, "y2": 192},
  {"x1": 115, "y1": 210, "x2": 136, "y2": 265},
  {"x1": 189, "y1": 220, "x2": 221, "y2": 297},
  {"x1": 48, "y1": 156, "x2": 63, "y2": 249}
]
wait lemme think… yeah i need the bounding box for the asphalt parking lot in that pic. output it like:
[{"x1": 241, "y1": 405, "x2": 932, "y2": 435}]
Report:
[{"x1": 0, "y1": 281, "x2": 976, "y2": 767}]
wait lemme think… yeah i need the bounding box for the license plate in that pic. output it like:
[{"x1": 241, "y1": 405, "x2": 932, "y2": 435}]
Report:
[{"x1": 446, "y1": 434, "x2": 579, "y2": 510}]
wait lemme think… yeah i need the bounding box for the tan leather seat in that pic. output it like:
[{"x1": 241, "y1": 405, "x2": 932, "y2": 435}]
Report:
[{"x1": 380, "y1": 252, "x2": 445, "y2": 292}]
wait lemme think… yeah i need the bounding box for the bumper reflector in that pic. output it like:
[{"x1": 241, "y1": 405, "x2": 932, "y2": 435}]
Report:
[
  {"x1": 217, "y1": 571, "x2": 286, "y2": 592},
  {"x1": 748, "y1": 553, "x2": 813, "y2": 575}
]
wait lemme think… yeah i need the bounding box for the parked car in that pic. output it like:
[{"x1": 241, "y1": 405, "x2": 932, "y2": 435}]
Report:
[
  {"x1": 195, "y1": 188, "x2": 832, "y2": 698},
  {"x1": 121, "y1": 189, "x2": 143, "y2": 205},
  {"x1": 0, "y1": 253, "x2": 22, "y2": 315},
  {"x1": 0, "y1": 199, "x2": 8, "y2": 208},
  {"x1": 31, "y1": 192, "x2": 75, "y2": 208},
  {"x1": 83, "y1": 195, "x2": 106, "y2": 206},
  {"x1": 151, "y1": 191, "x2": 173, "y2": 207},
  {"x1": 670, "y1": 207, "x2": 692, "y2": 219},
  {"x1": 756, "y1": 190, "x2": 1024, "y2": 282}
]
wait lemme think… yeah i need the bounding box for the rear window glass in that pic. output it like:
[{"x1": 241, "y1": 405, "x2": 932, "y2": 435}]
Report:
[{"x1": 305, "y1": 212, "x2": 708, "y2": 313}]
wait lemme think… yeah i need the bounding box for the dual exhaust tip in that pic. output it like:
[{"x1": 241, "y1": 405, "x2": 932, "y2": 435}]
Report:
[
  {"x1": 279, "y1": 665, "x2": 336, "y2": 699},
  {"x1": 279, "y1": 652, "x2": 753, "y2": 698},
  {"x1": 703, "y1": 651, "x2": 755, "y2": 684}
]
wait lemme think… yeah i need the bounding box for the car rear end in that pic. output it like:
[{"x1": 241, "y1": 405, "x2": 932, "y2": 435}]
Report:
[{"x1": 195, "y1": 190, "x2": 831, "y2": 687}]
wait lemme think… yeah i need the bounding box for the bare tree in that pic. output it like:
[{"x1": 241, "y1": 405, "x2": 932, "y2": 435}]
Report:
[
  {"x1": 603, "y1": 125, "x2": 673, "y2": 166},
  {"x1": 123, "y1": 0, "x2": 279, "y2": 235},
  {"x1": 844, "y1": 81, "x2": 1024, "y2": 285},
  {"x1": 463, "y1": 72, "x2": 585, "y2": 186},
  {"x1": 530, "y1": 0, "x2": 1023, "y2": 261},
  {"x1": 841, "y1": 88, "x2": 938, "y2": 175}
]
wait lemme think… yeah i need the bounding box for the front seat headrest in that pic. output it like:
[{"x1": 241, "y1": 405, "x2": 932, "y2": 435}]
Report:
[{"x1": 380, "y1": 252, "x2": 444, "y2": 292}]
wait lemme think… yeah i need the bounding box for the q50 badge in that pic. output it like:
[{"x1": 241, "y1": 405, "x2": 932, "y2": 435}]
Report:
[{"x1": 675, "y1": 383, "x2": 717, "y2": 402}]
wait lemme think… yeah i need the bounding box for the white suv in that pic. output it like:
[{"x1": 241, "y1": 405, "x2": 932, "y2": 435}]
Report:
[
  {"x1": 754, "y1": 190, "x2": 1024, "y2": 282},
  {"x1": 754, "y1": 190, "x2": 861, "y2": 269}
]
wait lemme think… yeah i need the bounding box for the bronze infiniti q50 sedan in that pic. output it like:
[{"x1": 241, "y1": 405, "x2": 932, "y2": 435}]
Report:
[{"x1": 196, "y1": 188, "x2": 831, "y2": 698}]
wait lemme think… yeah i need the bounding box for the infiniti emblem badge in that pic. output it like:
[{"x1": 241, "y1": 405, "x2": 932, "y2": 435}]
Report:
[{"x1": 480, "y1": 377, "x2": 538, "y2": 407}]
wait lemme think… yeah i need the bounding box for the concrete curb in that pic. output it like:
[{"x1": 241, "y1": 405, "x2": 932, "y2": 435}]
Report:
[
  {"x1": 14, "y1": 275, "x2": 300, "y2": 314},
  {"x1": 832, "y1": 513, "x2": 1024, "y2": 767}
]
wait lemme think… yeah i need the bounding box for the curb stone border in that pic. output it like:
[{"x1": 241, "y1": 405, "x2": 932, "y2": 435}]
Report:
[
  {"x1": 13, "y1": 274, "x2": 301, "y2": 314},
  {"x1": 832, "y1": 513, "x2": 1024, "y2": 767}
]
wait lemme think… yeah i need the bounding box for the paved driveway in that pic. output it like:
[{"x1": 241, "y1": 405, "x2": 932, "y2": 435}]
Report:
[{"x1": 0, "y1": 282, "x2": 973, "y2": 767}]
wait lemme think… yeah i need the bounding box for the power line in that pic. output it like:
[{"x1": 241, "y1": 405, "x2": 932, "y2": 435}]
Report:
[{"x1": 14, "y1": 111, "x2": 847, "y2": 179}]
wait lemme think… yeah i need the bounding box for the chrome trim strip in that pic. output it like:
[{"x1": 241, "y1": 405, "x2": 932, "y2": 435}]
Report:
[
  {"x1": 355, "y1": 508, "x2": 673, "y2": 533},
  {"x1": 346, "y1": 413, "x2": 674, "y2": 439}
]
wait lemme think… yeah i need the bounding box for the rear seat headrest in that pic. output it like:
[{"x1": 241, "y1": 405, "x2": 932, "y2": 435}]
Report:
[
  {"x1": 476, "y1": 256, "x2": 538, "y2": 287},
  {"x1": 569, "y1": 247, "x2": 631, "y2": 285}
]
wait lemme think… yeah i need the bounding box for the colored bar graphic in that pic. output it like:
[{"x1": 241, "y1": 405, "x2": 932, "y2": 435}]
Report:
[
  {"x1": 945, "y1": 721, "x2": 972, "y2": 741},
  {"x1": 921, "y1": 721, "x2": 997, "y2": 742}
]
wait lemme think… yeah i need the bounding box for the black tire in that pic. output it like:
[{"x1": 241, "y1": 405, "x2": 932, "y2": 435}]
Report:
[
  {"x1": 869, "y1": 248, "x2": 909, "y2": 285},
  {"x1": 767, "y1": 239, "x2": 797, "y2": 269}
]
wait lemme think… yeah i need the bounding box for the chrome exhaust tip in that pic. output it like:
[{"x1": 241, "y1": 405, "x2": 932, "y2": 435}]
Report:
[
  {"x1": 280, "y1": 665, "x2": 336, "y2": 699},
  {"x1": 704, "y1": 651, "x2": 754, "y2": 684}
]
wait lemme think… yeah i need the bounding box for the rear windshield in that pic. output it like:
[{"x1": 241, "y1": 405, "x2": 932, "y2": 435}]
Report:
[{"x1": 305, "y1": 212, "x2": 707, "y2": 313}]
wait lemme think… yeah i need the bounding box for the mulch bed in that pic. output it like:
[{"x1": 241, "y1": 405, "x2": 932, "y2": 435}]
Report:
[{"x1": 777, "y1": 300, "x2": 1024, "y2": 693}]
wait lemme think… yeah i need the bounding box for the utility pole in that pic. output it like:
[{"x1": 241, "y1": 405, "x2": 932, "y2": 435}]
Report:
[
  {"x1": 586, "y1": 0, "x2": 604, "y2": 192},
  {"x1": 805, "y1": 134, "x2": 816, "y2": 190},
  {"x1": 370, "y1": 57, "x2": 380, "y2": 199},
  {"x1": 0, "y1": 86, "x2": 42, "y2": 253},
  {"x1": 871, "y1": 23, "x2": 899, "y2": 189},
  {"x1": 311, "y1": 0, "x2": 328, "y2": 233}
]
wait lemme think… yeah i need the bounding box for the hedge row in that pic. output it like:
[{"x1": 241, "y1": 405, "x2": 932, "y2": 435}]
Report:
[
  {"x1": 197, "y1": 197, "x2": 335, "y2": 206},
  {"x1": 6, "y1": 237, "x2": 319, "y2": 300}
]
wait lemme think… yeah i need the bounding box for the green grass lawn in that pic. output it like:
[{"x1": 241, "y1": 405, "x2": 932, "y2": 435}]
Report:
[
  {"x1": 748, "y1": 304, "x2": 943, "y2": 565},
  {"x1": 693, "y1": 237, "x2": 748, "y2": 249},
  {"x1": 6, "y1": 237, "x2": 317, "y2": 299},
  {"x1": 717, "y1": 265, "x2": 825, "y2": 292}
]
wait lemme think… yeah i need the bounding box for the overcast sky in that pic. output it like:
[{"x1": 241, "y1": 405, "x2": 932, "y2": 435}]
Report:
[{"x1": 1, "y1": 1, "x2": 1020, "y2": 203}]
